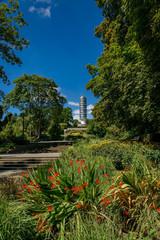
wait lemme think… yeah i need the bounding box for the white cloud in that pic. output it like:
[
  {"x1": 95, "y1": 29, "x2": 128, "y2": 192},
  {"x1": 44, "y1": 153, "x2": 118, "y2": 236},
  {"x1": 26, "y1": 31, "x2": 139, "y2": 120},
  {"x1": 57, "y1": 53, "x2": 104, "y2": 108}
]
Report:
[
  {"x1": 68, "y1": 101, "x2": 79, "y2": 107},
  {"x1": 61, "y1": 93, "x2": 67, "y2": 98},
  {"x1": 28, "y1": 6, "x2": 36, "y2": 13},
  {"x1": 36, "y1": 0, "x2": 52, "y2": 3},
  {"x1": 28, "y1": 5, "x2": 51, "y2": 18},
  {"x1": 73, "y1": 109, "x2": 79, "y2": 114},
  {"x1": 87, "y1": 104, "x2": 94, "y2": 110},
  {"x1": 55, "y1": 87, "x2": 61, "y2": 92},
  {"x1": 73, "y1": 115, "x2": 80, "y2": 120},
  {"x1": 87, "y1": 110, "x2": 92, "y2": 114}
]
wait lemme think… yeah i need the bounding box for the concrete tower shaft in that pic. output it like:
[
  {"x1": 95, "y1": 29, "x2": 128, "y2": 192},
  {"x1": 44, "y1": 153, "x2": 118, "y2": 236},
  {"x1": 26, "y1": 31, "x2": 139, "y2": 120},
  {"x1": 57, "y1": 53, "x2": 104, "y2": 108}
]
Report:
[{"x1": 79, "y1": 96, "x2": 87, "y2": 124}]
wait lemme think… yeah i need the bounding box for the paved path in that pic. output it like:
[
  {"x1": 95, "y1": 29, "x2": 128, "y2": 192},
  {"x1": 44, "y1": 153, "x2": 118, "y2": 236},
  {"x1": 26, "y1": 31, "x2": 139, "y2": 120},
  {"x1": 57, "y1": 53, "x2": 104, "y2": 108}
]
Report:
[
  {"x1": 0, "y1": 152, "x2": 61, "y2": 159},
  {"x1": 0, "y1": 152, "x2": 61, "y2": 178},
  {"x1": 0, "y1": 141, "x2": 73, "y2": 178}
]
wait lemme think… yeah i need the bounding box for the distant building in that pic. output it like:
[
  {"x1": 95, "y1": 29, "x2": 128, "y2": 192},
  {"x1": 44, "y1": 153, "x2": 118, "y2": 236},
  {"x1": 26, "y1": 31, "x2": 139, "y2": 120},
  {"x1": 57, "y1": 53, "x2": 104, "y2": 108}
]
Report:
[{"x1": 79, "y1": 96, "x2": 87, "y2": 124}]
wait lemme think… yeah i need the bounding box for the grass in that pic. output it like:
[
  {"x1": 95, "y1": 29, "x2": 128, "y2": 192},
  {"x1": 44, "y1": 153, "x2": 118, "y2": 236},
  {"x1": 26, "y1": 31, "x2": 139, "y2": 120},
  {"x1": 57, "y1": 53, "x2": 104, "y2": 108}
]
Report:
[{"x1": 0, "y1": 138, "x2": 159, "y2": 239}]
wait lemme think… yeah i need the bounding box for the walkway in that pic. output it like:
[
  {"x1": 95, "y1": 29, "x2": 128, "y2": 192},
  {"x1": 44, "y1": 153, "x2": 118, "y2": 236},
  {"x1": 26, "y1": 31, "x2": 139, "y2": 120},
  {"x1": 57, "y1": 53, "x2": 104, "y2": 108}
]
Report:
[{"x1": 0, "y1": 141, "x2": 72, "y2": 178}]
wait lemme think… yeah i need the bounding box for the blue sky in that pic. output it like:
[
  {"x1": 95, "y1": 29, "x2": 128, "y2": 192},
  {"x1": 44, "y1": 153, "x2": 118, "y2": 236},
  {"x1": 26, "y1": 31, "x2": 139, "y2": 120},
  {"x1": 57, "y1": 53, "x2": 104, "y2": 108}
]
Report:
[{"x1": 1, "y1": 0, "x2": 103, "y2": 120}]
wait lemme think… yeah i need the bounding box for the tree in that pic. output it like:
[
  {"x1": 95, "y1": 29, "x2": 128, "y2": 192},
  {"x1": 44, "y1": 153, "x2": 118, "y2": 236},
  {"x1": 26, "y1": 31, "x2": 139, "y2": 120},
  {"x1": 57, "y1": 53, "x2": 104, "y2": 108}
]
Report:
[
  {"x1": 0, "y1": 0, "x2": 29, "y2": 88},
  {"x1": 86, "y1": 119, "x2": 106, "y2": 138},
  {"x1": 3, "y1": 74, "x2": 66, "y2": 139},
  {"x1": 73, "y1": 119, "x2": 79, "y2": 127},
  {"x1": 60, "y1": 107, "x2": 73, "y2": 126},
  {"x1": 86, "y1": 0, "x2": 160, "y2": 135}
]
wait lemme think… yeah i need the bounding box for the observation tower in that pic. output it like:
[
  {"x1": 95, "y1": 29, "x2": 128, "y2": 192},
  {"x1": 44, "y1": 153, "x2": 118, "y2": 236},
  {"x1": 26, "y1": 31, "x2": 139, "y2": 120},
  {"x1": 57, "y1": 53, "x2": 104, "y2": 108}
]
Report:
[{"x1": 79, "y1": 96, "x2": 87, "y2": 124}]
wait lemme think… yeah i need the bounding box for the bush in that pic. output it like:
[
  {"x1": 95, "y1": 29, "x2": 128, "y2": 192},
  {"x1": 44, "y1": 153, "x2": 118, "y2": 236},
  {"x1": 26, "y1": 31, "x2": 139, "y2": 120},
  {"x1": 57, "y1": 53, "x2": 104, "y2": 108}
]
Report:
[
  {"x1": 86, "y1": 120, "x2": 106, "y2": 138},
  {"x1": 89, "y1": 140, "x2": 160, "y2": 169},
  {"x1": 47, "y1": 122, "x2": 62, "y2": 140}
]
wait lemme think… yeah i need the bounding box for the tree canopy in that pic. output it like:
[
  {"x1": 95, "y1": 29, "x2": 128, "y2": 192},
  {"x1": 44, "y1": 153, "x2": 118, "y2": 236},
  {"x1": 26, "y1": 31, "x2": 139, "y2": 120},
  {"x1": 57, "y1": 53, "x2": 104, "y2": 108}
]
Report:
[
  {"x1": 86, "y1": 0, "x2": 160, "y2": 135},
  {"x1": 3, "y1": 74, "x2": 66, "y2": 139},
  {"x1": 0, "y1": 0, "x2": 29, "y2": 86}
]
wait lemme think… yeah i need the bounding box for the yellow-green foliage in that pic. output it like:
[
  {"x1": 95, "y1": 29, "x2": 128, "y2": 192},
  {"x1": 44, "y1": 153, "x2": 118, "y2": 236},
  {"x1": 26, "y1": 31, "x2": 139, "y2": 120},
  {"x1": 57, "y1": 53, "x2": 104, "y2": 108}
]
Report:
[{"x1": 89, "y1": 140, "x2": 160, "y2": 169}]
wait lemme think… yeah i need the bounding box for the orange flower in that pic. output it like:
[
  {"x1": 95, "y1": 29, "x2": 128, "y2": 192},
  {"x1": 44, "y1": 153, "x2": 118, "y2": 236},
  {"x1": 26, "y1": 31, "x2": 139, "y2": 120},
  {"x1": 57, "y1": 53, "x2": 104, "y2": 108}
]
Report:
[
  {"x1": 77, "y1": 203, "x2": 81, "y2": 208},
  {"x1": 120, "y1": 182, "x2": 122, "y2": 186},
  {"x1": 80, "y1": 160, "x2": 85, "y2": 165},
  {"x1": 65, "y1": 187, "x2": 68, "y2": 191},
  {"x1": 157, "y1": 183, "x2": 160, "y2": 187},
  {"x1": 49, "y1": 175, "x2": 54, "y2": 181},
  {"x1": 125, "y1": 210, "x2": 129, "y2": 215},
  {"x1": 30, "y1": 181, "x2": 34, "y2": 186},
  {"x1": 49, "y1": 167, "x2": 52, "y2": 171},
  {"x1": 22, "y1": 172, "x2": 25, "y2": 176},
  {"x1": 156, "y1": 207, "x2": 160, "y2": 213},
  {"x1": 51, "y1": 184, "x2": 55, "y2": 189},
  {"x1": 100, "y1": 165, "x2": 105, "y2": 168},
  {"x1": 96, "y1": 179, "x2": 100, "y2": 184},
  {"x1": 151, "y1": 203, "x2": 155, "y2": 208},
  {"x1": 38, "y1": 226, "x2": 42, "y2": 232},
  {"x1": 48, "y1": 206, "x2": 52, "y2": 211},
  {"x1": 104, "y1": 174, "x2": 108, "y2": 177},
  {"x1": 76, "y1": 160, "x2": 79, "y2": 163},
  {"x1": 84, "y1": 166, "x2": 88, "y2": 170},
  {"x1": 95, "y1": 217, "x2": 100, "y2": 222},
  {"x1": 70, "y1": 161, "x2": 73, "y2": 165},
  {"x1": 83, "y1": 182, "x2": 88, "y2": 187}
]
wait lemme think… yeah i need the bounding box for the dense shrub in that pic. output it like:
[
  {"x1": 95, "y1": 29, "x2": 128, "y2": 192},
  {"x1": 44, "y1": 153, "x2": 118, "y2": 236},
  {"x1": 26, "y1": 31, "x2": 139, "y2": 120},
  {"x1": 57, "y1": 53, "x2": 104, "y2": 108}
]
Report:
[
  {"x1": 86, "y1": 120, "x2": 106, "y2": 138},
  {"x1": 90, "y1": 140, "x2": 160, "y2": 169}
]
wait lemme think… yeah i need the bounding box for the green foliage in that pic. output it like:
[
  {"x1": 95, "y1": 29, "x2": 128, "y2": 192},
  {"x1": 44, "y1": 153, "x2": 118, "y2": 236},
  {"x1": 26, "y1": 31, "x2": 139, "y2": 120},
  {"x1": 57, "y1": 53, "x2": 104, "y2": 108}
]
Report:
[
  {"x1": 3, "y1": 74, "x2": 66, "y2": 140},
  {"x1": 60, "y1": 107, "x2": 73, "y2": 126},
  {"x1": 86, "y1": 0, "x2": 160, "y2": 135},
  {"x1": 86, "y1": 120, "x2": 106, "y2": 138},
  {"x1": 0, "y1": 142, "x2": 16, "y2": 153},
  {"x1": 72, "y1": 119, "x2": 79, "y2": 127},
  {"x1": 105, "y1": 167, "x2": 160, "y2": 235},
  {"x1": 0, "y1": 198, "x2": 37, "y2": 240},
  {"x1": 0, "y1": 0, "x2": 29, "y2": 86},
  {"x1": 47, "y1": 121, "x2": 62, "y2": 140},
  {"x1": 90, "y1": 139, "x2": 160, "y2": 169},
  {"x1": 0, "y1": 112, "x2": 29, "y2": 143},
  {"x1": 0, "y1": 139, "x2": 159, "y2": 239},
  {"x1": 66, "y1": 130, "x2": 85, "y2": 140},
  {"x1": 105, "y1": 125, "x2": 130, "y2": 140}
]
